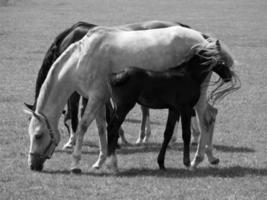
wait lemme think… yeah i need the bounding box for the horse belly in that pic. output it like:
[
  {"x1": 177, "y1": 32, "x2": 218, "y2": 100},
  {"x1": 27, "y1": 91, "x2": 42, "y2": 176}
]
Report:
[{"x1": 137, "y1": 85, "x2": 176, "y2": 109}]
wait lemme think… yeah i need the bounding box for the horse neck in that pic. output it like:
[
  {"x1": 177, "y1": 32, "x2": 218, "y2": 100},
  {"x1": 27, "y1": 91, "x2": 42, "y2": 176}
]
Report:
[
  {"x1": 35, "y1": 65, "x2": 75, "y2": 129},
  {"x1": 34, "y1": 22, "x2": 86, "y2": 106}
]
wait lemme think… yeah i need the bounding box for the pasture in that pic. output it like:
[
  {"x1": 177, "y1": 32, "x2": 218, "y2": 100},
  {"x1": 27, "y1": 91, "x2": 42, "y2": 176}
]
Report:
[{"x1": 0, "y1": 0, "x2": 266, "y2": 199}]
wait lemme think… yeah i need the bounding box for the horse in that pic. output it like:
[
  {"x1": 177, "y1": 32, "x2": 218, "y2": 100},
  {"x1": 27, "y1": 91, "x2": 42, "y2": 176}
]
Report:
[
  {"x1": 24, "y1": 25, "x2": 239, "y2": 173},
  {"x1": 25, "y1": 20, "x2": 202, "y2": 151},
  {"x1": 107, "y1": 42, "x2": 237, "y2": 170}
]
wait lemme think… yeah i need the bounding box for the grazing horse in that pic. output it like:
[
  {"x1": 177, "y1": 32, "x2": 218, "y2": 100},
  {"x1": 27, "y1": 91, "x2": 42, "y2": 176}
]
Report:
[
  {"x1": 107, "y1": 42, "x2": 237, "y2": 170},
  {"x1": 25, "y1": 25, "x2": 239, "y2": 173},
  {"x1": 26, "y1": 20, "x2": 201, "y2": 151}
]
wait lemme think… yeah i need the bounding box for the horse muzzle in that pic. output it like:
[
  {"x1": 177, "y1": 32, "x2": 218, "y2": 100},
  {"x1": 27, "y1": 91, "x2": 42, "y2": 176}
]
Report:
[{"x1": 28, "y1": 154, "x2": 45, "y2": 171}]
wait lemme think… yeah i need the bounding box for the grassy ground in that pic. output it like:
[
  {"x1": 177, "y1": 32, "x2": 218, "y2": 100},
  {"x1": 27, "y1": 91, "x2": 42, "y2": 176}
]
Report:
[{"x1": 0, "y1": 0, "x2": 266, "y2": 199}]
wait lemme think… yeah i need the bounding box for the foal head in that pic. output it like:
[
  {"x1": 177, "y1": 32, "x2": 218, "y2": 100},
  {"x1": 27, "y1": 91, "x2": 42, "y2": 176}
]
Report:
[
  {"x1": 192, "y1": 38, "x2": 241, "y2": 104},
  {"x1": 24, "y1": 105, "x2": 60, "y2": 171}
]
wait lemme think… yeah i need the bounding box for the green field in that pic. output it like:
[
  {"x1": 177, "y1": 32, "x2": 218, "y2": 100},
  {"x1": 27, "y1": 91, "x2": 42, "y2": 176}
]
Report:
[{"x1": 0, "y1": 0, "x2": 266, "y2": 199}]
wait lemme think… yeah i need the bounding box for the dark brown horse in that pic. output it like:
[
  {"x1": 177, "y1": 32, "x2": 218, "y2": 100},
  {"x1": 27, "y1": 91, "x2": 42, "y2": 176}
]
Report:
[{"x1": 107, "y1": 41, "x2": 237, "y2": 170}]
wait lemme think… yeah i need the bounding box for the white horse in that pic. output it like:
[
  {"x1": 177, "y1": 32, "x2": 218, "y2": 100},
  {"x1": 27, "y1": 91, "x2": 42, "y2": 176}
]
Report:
[{"x1": 25, "y1": 25, "x2": 237, "y2": 172}]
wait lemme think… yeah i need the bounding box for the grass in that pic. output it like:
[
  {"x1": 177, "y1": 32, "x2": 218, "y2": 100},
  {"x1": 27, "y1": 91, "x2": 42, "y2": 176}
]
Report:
[{"x1": 0, "y1": 0, "x2": 267, "y2": 199}]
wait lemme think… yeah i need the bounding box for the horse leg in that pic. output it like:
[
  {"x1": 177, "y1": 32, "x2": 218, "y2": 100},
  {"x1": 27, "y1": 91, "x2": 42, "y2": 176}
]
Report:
[
  {"x1": 191, "y1": 100, "x2": 219, "y2": 169},
  {"x1": 181, "y1": 108, "x2": 192, "y2": 167},
  {"x1": 143, "y1": 106, "x2": 151, "y2": 143},
  {"x1": 169, "y1": 121, "x2": 179, "y2": 145},
  {"x1": 63, "y1": 103, "x2": 71, "y2": 138},
  {"x1": 205, "y1": 104, "x2": 219, "y2": 165},
  {"x1": 191, "y1": 110, "x2": 200, "y2": 145},
  {"x1": 190, "y1": 98, "x2": 209, "y2": 169},
  {"x1": 106, "y1": 103, "x2": 134, "y2": 172},
  {"x1": 80, "y1": 97, "x2": 88, "y2": 117},
  {"x1": 157, "y1": 110, "x2": 177, "y2": 170},
  {"x1": 63, "y1": 92, "x2": 80, "y2": 150},
  {"x1": 106, "y1": 100, "x2": 128, "y2": 146},
  {"x1": 136, "y1": 106, "x2": 151, "y2": 144},
  {"x1": 71, "y1": 94, "x2": 105, "y2": 173},
  {"x1": 92, "y1": 105, "x2": 108, "y2": 169}
]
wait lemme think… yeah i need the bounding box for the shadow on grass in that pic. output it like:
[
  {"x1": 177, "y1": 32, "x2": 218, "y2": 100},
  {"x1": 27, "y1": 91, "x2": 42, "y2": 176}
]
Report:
[
  {"x1": 42, "y1": 165, "x2": 267, "y2": 178},
  {"x1": 55, "y1": 142, "x2": 255, "y2": 155}
]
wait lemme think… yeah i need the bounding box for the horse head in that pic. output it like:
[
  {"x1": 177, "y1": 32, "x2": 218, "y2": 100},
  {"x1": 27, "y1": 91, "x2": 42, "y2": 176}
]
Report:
[
  {"x1": 24, "y1": 104, "x2": 60, "y2": 171},
  {"x1": 193, "y1": 38, "x2": 241, "y2": 104}
]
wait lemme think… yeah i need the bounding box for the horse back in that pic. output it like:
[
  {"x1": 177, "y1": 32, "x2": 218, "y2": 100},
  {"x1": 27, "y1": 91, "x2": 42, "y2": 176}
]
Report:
[{"x1": 89, "y1": 26, "x2": 208, "y2": 72}]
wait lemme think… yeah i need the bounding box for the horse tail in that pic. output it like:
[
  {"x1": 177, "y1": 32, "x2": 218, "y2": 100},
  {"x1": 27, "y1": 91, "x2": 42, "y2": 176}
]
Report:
[
  {"x1": 34, "y1": 22, "x2": 96, "y2": 105},
  {"x1": 196, "y1": 39, "x2": 241, "y2": 104},
  {"x1": 209, "y1": 70, "x2": 241, "y2": 105}
]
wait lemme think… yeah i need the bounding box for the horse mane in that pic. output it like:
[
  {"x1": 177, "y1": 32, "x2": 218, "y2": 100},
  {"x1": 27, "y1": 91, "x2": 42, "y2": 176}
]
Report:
[
  {"x1": 33, "y1": 22, "x2": 96, "y2": 107},
  {"x1": 194, "y1": 39, "x2": 241, "y2": 104},
  {"x1": 36, "y1": 41, "x2": 79, "y2": 111}
]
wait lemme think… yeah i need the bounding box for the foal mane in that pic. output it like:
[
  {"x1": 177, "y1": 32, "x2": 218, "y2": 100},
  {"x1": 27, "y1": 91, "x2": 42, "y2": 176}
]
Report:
[{"x1": 194, "y1": 39, "x2": 241, "y2": 104}]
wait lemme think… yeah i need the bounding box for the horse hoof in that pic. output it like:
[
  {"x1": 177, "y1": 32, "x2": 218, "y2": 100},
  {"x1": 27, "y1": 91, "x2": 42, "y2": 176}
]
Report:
[
  {"x1": 106, "y1": 164, "x2": 119, "y2": 174},
  {"x1": 135, "y1": 139, "x2": 142, "y2": 145},
  {"x1": 210, "y1": 158, "x2": 220, "y2": 165},
  {"x1": 183, "y1": 161, "x2": 191, "y2": 168},
  {"x1": 92, "y1": 164, "x2": 100, "y2": 170},
  {"x1": 159, "y1": 165, "x2": 166, "y2": 171},
  {"x1": 189, "y1": 165, "x2": 196, "y2": 171},
  {"x1": 190, "y1": 155, "x2": 204, "y2": 169},
  {"x1": 121, "y1": 141, "x2": 132, "y2": 146},
  {"x1": 63, "y1": 144, "x2": 73, "y2": 150},
  {"x1": 71, "y1": 168, "x2": 82, "y2": 174}
]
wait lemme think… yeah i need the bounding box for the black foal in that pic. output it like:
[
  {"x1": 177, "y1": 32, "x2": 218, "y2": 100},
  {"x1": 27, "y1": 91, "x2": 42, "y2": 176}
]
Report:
[{"x1": 107, "y1": 51, "x2": 233, "y2": 170}]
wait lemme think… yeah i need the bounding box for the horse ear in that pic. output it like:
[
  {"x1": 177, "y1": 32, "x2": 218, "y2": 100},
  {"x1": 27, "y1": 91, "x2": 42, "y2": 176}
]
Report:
[
  {"x1": 216, "y1": 40, "x2": 221, "y2": 51},
  {"x1": 23, "y1": 103, "x2": 42, "y2": 121},
  {"x1": 24, "y1": 103, "x2": 34, "y2": 110}
]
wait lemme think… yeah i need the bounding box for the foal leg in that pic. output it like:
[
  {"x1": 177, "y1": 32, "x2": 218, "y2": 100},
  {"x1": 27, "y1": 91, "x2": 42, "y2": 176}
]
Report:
[
  {"x1": 107, "y1": 103, "x2": 134, "y2": 172},
  {"x1": 157, "y1": 110, "x2": 177, "y2": 170},
  {"x1": 106, "y1": 100, "x2": 128, "y2": 146},
  {"x1": 136, "y1": 106, "x2": 151, "y2": 144},
  {"x1": 92, "y1": 106, "x2": 108, "y2": 169},
  {"x1": 63, "y1": 93, "x2": 80, "y2": 150},
  {"x1": 181, "y1": 109, "x2": 192, "y2": 167},
  {"x1": 205, "y1": 104, "x2": 219, "y2": 165},
  {"x1": 71, "y1": 94, "x2": 105, "y2": 173}
]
